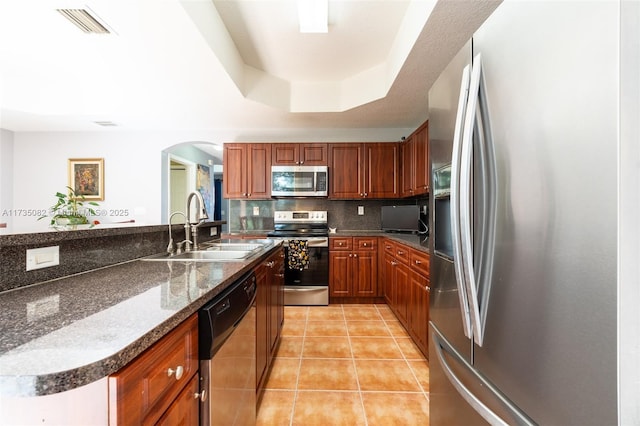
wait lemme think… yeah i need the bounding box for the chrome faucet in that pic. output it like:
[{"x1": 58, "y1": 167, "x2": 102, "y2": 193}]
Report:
[
  {"x1": 185, "y1": 191, "x2": 209, "y2": 251},
  {"x1": 167, "y1": 211, "x2": 191, "y2": 255}
]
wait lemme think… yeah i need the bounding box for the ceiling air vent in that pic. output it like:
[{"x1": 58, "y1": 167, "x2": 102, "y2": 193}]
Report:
[
  {"x1": 94, "y1": 121, "x2": 118, "y2": 127},
  {"x1": 57, "y1": 8, "x2": 110, "y2": 34}
]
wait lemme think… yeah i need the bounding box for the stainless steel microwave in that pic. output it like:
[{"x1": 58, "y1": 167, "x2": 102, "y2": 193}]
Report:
[{"x1": 271, "y1": 166, "x2": 328, "y2": 197}]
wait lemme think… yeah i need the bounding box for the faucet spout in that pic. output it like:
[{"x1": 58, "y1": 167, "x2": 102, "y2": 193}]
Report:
[
  {"x1": 185, "y1": 191, "x2": 209, "y2": 251},
  {"x1": 167, "y1": 211, "x2": 187, "y2": 255}
]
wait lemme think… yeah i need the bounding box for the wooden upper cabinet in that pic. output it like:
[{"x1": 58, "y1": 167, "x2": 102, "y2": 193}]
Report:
[
  {"x1": 401, "y1": 120, "x2": 430, "y2": 197},
  {"x1": 329, "y1": 143, "x2": 399, "y2": 199},
  {"x1": 365, "y1": 143, "x2": 400, "y2": 198},
  {"x1": 272, "y1": 143, "x2": 328, "y2": 166},
  {"x1": 223, "y1": 143, "x2": 271, "y2": 199},
  {"x1": 328, "y1": 144, "x2": 363, "y2": 199}
]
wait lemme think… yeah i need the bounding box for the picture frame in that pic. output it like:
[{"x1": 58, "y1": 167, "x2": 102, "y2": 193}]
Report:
[{"x1": 68, "y1": 158, "x2": 104, "y2": 201}]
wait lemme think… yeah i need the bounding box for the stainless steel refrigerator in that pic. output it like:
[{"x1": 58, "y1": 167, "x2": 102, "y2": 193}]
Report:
[{"x1": 428, "y1": 1, "x2": 620, "y2": 424}]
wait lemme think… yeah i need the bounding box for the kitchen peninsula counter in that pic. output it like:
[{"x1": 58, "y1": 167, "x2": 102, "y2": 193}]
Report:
[{"x1": 0, "y1": 241, "x2": 280, "y2": 398}]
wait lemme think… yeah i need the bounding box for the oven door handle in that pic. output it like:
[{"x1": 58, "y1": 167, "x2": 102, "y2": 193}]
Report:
[
  {"x1": 306, "y1": 238, "x2": 328, "y2": 247},
  {"x1": 284, "y1": 287, "x2": 327, "y2": 292}
]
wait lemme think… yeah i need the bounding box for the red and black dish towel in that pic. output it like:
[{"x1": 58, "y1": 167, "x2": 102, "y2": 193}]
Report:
[{"x1": 287, "y1": 240, "x2": 310, "y2": 271}]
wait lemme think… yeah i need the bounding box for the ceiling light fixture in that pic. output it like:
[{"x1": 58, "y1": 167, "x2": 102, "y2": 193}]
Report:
[
  {"x1": 297, "y1": 0, "x2": 328, "y2": 33},
  {"x1": 57, "y1": 8, "x2": 111, "y2": 34}
]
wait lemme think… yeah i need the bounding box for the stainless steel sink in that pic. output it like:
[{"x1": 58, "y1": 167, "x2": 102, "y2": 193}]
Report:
[{"x1": 142, "y1": 242, "x2": 266, "y2": 262}]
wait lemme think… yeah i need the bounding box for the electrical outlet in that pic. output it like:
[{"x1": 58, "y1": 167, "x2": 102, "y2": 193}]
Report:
[
  {"x1": 210, "y1": 227, "x2": 217, "y2": 236},
  {"x1": 253, "y1": 206, "x2": 260, "y2": 216},
  {"x1": 358, "y1": 206, "x2": 364, "y2": 215},
  {"x1": 26, "y1": 246, "x2": 59, "y2": 271}
]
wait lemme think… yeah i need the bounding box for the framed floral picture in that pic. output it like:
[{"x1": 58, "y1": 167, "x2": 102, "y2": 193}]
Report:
[{"x1": 68, "y1": 158, "x2": 104, "y2": 201}]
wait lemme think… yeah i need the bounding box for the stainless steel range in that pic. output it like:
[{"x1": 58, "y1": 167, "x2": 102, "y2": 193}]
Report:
[{"x1": 267, "y1": 211, "x2": 329, "y2": 306}]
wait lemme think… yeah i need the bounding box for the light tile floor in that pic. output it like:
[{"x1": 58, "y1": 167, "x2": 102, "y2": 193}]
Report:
[{"x1": 257, "y1": 304, "x2": 430, "y2": 426}]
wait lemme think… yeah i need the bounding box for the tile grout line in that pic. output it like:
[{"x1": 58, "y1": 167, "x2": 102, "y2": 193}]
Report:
[
  {"x1": 345, "y1": 303, "x2": 370, "y2": 426},
  {"x1": 289, "y1": 306, "x2": 309, "y2": 426}
]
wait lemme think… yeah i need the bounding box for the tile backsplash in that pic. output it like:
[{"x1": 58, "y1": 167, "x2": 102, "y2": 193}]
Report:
[{"x1": 227, "y1": 197, "x2": 428, "y2": 233}]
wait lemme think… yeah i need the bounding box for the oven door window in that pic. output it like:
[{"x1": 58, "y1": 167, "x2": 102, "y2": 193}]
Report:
[{"x1": 285, "y1": 246, "x2": 329, "y2": 286}]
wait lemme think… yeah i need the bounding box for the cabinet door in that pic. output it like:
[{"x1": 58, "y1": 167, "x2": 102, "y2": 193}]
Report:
[
  {"x1": 155, "y1": 375, "x2": 200, "y2": 426},
  {"x1": 329, "y1": 144, "x2": 363, "y2": 199},
  {"x1": 223, "y1": 144, "x2": 247, "y2": 198},
  {"x1": 247, "y1": 144, "x2": 271, "y2": 199},
  {"x1": 329, "y1": 251, "x2": 351, "y2": 296},
  {"x1": 365, "y1": 143, "x2": 400, "y2": 198},
  {"x1": 409, "y1": 271, "x2": 430, "y2": 358},
  {"x1": 413, "y1": 123, "x2": 429, "y2": 195},
  {"x1": 382, "y1": 252, "x2": 396, "y2": 306},
  {"x1": 394, "y1": 262, "x2": 410, "y2": 326},
  {"x1": 300, "y1": 143, "x2": 328, "y2": 165},
  {"x1": 255, "y1": 264, "x2": 268, "y2": 390},
  {"x1": 271, "y1": 144, "x2": 299, "y2": 165},
  {"x1": 401, "y1": 138, "x2": 415, "y2": 197},
  {"x1": 353, "y1": 251, "x2": 378, "y2": 297}
]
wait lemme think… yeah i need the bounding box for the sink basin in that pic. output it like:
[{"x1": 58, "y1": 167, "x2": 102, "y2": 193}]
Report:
[
  {"x1": 205, "y1": 243, "x2": 263, "y2": 251},
  {"x1": 143, "y1": 249, "x2": 257, "y2": 262}
]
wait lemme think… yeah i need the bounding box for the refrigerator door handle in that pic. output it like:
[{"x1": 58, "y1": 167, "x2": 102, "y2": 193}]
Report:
[
  {"x1": 461, "y1": 53, "x2": 497, "y2": 347},
  {"x1": 433, "y1": 331, "x2": 509, "y2": 426},
  {"x1": 450, "y1": 64, "x2": 473, "y2": 340}
]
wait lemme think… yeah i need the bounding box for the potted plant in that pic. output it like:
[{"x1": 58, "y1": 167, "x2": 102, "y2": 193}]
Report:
[{"x1": 39, "y1": 186, "x2": 100, "y2": 228}]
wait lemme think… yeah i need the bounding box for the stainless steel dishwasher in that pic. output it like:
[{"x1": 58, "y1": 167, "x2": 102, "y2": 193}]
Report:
[{"x1": 199, "y1": 272, "x2": 256, "y2": 426}]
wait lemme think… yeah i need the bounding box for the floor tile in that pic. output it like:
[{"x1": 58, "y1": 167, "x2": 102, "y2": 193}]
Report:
[
  {"x1": 349, "y1": 337, "x2": 404, "y2": 359},
  {"x1": 355, "y1": 359, "x2": 422, "y2": 391},
  {"x1": 281, "y1": 320, "x2": 306, "y2": 337},
  {"x1": 384, "y1": 319, "x2": 410, "y2": 337},
  {"x1": 396, "y1": 337, "x2": 425, "y2": 360},
  {"x1": 408, "y1": 360, "x2": 430, "y2": 393},
  {"x1": 264, "y1": 357, "x2": 300, "y2": 390},
  {"x1": 276, "y1": 336, "x2": 303, "y2": 358},
  {"x1": 302, "y1": 336, "x2": 351, "y2": 358},
  {"x1": 346, "y1": 320, "x2": 391, "y2": 337},
  {"x1": 307, "y1": 305, "x2": 345, "y2": 321},
  {"x1": 284, "y1": 306, "x2": 309, "y2": 320},
  {"x1": 343, "y1": 306, "x2": 383, "y2": 320},
  {"x1": 362, "y1": 392, "x2": 429, "y2": 425},
  {"x1": 257, "y1": 390, "x2": 295, "y2": 426},
  {"x1": 292, "y1": 391, "x2": 366, "y2": 426},
  {"x1": 305, "y1": 320, "x2": 348, "y2": 337},
  {"x1": 297, "y1": 358, "x2": 359, "y2": 391}
]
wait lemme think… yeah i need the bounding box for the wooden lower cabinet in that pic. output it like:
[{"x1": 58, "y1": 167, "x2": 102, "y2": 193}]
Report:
[
  {"x1": 155, "y1": 375, "x2": 200, "y2": 426},
  {"x1": 329, "y1": 237, "x2": 379, "y2": 300},
  {"x1": 108, "y1": 315, "x2": 199, "y2": 426},
  {"x1": 256, "y1": 247, "x2": 285, "y2": 398},
  {"x1": 381, "y1": 238, "x2": 430, "y2": 359},
  {"x1": 409, "y1": 270, "x2": 430, "y2": 357}
]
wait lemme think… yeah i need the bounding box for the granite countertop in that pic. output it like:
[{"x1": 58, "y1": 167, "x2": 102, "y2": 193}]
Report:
[
  {"x1": 330, "y1": 230, "x2": 430, "y2": 254},
  {"x1": 0, "y1": 241, "x2": 279, "y2": 397}
]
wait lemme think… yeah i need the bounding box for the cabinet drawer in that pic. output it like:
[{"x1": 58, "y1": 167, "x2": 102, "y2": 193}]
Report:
[
  {"x1": 383, "y1": 239, "x2": 396, "y2": 255},
  {"x1": 410, "y1": 249, "x2": 430, "y2": 277},
  {"x1": 394, "y1": 243, "x2": 410, "y2": 264},
  {"x1": 354, "y1": 237, "x2": 377, "y2": 251},
  {"x1": 109, "y1": 315, "x2": 199, "y2": 426},
  {"x1": 330, "y1": 237, "x2": 353, "y2": 250}
]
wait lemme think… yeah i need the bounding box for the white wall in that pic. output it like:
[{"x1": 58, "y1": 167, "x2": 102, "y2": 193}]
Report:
[
  {"x1": 9, "y1": 127, "x2": 413, "y2": 233},
  {"x1": 0, "y1": 129, "x2": 14, "y2": 229}
]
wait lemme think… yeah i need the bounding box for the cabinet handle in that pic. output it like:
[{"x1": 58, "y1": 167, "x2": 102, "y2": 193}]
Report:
[
  {"x1": 391, "y1": 261, "x2": 397, "y2": 266},
  {"x1": 360, "y1": 193, "x2": 364, "y2": 197},
  {"x1": 364, "y1": 192, "x2": 368, "y2": 197},
  {"x1": 300, "y1": 160, "x2": 304, "y2": 164},
  {"x1": 194, "y1": 389, "x2": 207, "y2": 402},
  {"x1": 426, "y1": 286, "x2": 431, "y2": 291},
  {"x1": 167, "y1": 365, "x2": 184, "y2": 380},
  {"x1": 349, "y1": 254, "x2": 353, "y2": 258},
  {"x1": 353, "y1": 253, "x2": 358, "y2": 258},
  {"x1": 363, "y1": 243, "x2": 367, "y2": 247},
  {"x1": 248, "y1": 192, "x2": 251, "y2": 196},
  {"x1": 276, "y1": 273, "x2": 285, "y2": 278},
  {"x1": 266, "y1": 261, "x2": 275, "y2": 268},
  {"x1": 415, "y1": 260, "x2": 421, "y2": 265},
  {"x1": 397, "y1": 251, "x2": 404, "y2": 255}
]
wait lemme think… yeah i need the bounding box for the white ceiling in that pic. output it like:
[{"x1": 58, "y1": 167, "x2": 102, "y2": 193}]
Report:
[{"x1": 0, "y1": 0, "x2": 500, "y2": 133}]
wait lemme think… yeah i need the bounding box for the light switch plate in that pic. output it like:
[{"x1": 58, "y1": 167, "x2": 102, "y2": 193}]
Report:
[
  {"x1": 253, "y1": 206, "x2": 260, "y2": 216},
  {"x1": 26, "y1": 246, "x2": 60, "y2": 271},
  {"x1": 358, "y1": 206, "x2": 364, "y2": 215}
]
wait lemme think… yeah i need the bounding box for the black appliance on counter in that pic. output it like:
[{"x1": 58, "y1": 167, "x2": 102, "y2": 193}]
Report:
[
  {"x1": 267, "y1": 211, "x2": 329, "y2": 305},
  {"x1": 381, "y1": 205, "x2": 421, "y2": 233}
]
